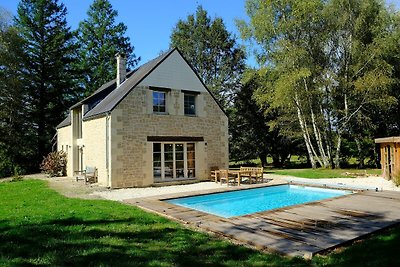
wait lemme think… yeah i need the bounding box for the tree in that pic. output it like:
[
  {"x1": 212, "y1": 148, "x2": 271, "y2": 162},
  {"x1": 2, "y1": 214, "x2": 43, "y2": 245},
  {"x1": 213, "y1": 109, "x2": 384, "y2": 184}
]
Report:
[
  {"x1": 76, "y1": 0, "x2": 140, "y2": 95},
  {"x1": 15, "y1": 0, "x2": 78, "y2": 170},
  {"x1": 238, "y1": 0, "x2": 398, "y2": 168},
  {"x1": 0, "y1": 8, "x2": 32, "y2": 176},
  {"x1": 230, "y1": 69, "x2": 293, "y2": 167},
  {"x1": 230, "y1": 70, "x2": 270, "y2": 166},
  {"x1": 170, "y1": 6, "x2": 245, "y2": 107}
]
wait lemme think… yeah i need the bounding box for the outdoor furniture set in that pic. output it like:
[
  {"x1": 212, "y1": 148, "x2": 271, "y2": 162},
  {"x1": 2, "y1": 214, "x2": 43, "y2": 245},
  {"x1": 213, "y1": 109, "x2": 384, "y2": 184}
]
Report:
[{"x1": 211, "y1": 167, "x2": 264, "y2": 186}]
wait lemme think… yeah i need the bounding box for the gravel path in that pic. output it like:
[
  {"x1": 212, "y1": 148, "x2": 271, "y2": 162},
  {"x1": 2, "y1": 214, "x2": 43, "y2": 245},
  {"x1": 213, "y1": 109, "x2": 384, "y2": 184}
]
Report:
[{"x1": 92, "y1": 181, "x2": 227, "y2": 201}]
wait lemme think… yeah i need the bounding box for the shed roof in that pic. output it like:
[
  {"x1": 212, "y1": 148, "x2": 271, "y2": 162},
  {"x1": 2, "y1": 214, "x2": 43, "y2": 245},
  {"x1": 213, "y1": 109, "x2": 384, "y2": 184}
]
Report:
[{"x1": 375, "y1": 136, "x2": 400, "y2": 143}]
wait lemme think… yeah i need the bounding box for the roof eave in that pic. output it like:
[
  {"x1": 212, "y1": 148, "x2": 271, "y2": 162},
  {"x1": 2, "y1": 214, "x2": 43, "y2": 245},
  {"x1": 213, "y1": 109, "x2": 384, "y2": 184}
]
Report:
[
  {"x1": 83, "y1": 112, "x2": 108, "y2": 122},
  {"x1": 375, "y1": 136, "x2": 400, "y2": 143},
  {"x1": 56, "y1": 123, "x2": 71, "y2": 129}
]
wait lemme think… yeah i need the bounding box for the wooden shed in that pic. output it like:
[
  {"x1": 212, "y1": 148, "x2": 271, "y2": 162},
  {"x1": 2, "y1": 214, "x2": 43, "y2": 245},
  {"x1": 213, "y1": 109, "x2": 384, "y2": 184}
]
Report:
[{"x1": 375, "y1": 136, "x2": 400, "y2": 180}]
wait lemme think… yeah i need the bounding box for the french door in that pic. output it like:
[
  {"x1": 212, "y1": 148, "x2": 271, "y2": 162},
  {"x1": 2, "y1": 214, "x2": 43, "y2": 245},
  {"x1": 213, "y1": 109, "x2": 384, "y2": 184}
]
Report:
[{"x1": 153, "y1": 143, "x2": 195, "y2": 181}]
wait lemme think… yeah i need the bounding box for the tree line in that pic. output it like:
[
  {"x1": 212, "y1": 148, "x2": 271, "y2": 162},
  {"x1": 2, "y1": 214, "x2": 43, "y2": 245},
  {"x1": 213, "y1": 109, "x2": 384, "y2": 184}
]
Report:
[
  {"x1": 0, "y1": 0, "x2": 138, "y2": 177},
  {"x1": 0, "y1": 0, "x2": 399, "y2": 177},
  {"x1": 236, "y1": 0, "x2": 400, "y2": 168},
  {"x1": 171, "y1": 1, "x2": 400, "y2": 169}
]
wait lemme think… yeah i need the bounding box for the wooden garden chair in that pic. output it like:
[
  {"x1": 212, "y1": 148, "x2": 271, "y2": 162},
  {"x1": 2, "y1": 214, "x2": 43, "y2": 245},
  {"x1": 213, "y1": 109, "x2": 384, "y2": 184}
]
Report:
[
  {"x1": 240, "y1": 167, "x2": 264, "y2": 184},
  {"x1": 75, "y1": 166, "x2": 98, "y2": 184}
]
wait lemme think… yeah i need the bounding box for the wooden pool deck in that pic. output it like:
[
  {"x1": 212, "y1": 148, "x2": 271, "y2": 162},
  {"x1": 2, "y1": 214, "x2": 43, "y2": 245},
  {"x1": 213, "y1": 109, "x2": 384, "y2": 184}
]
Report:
[{"x1": 124, "y1": 181, "x2": 400, "y2": 258}]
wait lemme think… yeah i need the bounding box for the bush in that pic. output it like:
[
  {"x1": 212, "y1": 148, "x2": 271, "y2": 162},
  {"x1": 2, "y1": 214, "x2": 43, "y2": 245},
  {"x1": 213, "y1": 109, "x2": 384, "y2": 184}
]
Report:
[
  {"x1": 40, "y1": 151, "x2": 67, "y2": 177},
  {"x1": 393, "y1": 170, "x2": 400, "y2": 187},
  {"x1": 10, "y1": 166, "x2": 24, "y2": 182}
]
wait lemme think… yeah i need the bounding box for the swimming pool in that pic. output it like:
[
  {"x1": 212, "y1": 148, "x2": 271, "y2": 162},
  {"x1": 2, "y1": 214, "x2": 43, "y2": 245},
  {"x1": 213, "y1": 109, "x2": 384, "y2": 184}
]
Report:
[{"x1": 166, "y1": 185, "x2": 351, "y2": 218}]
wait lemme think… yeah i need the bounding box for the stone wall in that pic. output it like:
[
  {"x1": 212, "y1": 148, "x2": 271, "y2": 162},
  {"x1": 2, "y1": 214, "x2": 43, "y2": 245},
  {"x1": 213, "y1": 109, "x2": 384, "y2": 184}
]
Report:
[{"x1": 110, "y1": 86, "x2": 228, "y2": 188}]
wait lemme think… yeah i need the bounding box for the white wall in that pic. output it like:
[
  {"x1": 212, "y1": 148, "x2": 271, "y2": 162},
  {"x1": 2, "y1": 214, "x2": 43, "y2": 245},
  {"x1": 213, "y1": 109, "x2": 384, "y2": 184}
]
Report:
[
  {"x1": 82, "y1": 117, "x2": 108, "y2": 186},
  {"x1": 57, "y1": 125, "x2": 73, "y2": 177}
]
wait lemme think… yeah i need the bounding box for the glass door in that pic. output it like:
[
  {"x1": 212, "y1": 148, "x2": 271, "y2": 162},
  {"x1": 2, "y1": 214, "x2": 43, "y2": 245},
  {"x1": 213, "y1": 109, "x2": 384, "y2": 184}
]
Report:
[
  {"x1": 187, "y1": 143, "x2": 195, "y2": 178},
  {"x1": 164, "y1": 144, "x2": 174, "y2": 179},
  {"x1": 175, "y1": 144, "x2": 185, "y2": 178},
  {"x1": 153, "y1": 143, "x2": 195, "y2": 181}
]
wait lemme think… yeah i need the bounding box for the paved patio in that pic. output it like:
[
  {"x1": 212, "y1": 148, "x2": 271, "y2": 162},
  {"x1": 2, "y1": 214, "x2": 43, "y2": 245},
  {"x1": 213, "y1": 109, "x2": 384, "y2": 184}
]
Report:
[{"x1": 124, "y1": 182, "x2": 400, "y2": 258}]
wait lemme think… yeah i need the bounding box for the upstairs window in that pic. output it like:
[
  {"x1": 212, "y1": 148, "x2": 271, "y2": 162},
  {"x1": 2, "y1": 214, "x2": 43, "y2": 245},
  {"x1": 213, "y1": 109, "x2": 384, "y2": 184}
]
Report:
[
  {"x1": 153, "y1": 91, "x2": 166, "y2": 113},
  {"x1": 184, "y1": 94, "x2": 196, "y2": 116}
]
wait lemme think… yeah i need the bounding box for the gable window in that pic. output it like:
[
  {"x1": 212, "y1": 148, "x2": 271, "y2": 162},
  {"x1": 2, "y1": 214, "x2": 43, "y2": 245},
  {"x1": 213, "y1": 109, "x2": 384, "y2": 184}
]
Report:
[
  {"x1": 184, "y1": 94, "x2": 196, "y2": 115},
  {"x1": 153, "y1": 91, "x2": 166, "y2": 113}
]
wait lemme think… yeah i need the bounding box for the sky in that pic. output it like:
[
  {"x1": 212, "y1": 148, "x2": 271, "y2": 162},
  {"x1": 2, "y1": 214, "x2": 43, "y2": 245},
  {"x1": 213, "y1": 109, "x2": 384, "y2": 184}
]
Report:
[{"x1": 1, "y1": 0, "x2": 399, "y2": 66}]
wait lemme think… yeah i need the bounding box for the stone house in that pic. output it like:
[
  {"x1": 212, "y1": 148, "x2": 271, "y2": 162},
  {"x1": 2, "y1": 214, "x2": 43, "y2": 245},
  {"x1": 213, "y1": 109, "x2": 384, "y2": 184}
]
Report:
[{"x1": 56, "y1": 48, "x2": 228, "y2": 188}]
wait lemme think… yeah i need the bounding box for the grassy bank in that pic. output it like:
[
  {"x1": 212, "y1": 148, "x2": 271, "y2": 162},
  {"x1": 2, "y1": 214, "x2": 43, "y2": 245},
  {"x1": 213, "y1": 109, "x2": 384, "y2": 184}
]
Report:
[
  {"x1": 0, "y1": 179, "x2": 398, "y2": 266},
  {"x1": 269, "y1": 168, "x2": 381, "y2": 178}
]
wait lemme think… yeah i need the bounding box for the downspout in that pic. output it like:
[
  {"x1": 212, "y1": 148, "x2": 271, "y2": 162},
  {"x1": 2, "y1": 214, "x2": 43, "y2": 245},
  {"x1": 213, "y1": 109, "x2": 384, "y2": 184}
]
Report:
[{"x1": 106, "y1": 113, "x2": 111, "y2": 188}]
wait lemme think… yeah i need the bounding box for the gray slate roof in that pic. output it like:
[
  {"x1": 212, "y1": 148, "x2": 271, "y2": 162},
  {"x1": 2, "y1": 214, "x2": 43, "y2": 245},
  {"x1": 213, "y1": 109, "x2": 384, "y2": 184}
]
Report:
[
  {"x1": 84, "y1": 49, "x2": 175, "y2": 120},
  {"x1": 57, "y1": 113, "x2": 71, "y2": 129},
  {"x1": 57, "y1": 48, "x2": 175, "y2": 129}
]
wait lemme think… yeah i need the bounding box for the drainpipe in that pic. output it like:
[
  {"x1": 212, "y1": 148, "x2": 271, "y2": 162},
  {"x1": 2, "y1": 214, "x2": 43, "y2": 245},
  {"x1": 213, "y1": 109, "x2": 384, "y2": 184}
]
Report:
[{"x1": 106, "y1": 113, "x2": 111, "y2": 188}]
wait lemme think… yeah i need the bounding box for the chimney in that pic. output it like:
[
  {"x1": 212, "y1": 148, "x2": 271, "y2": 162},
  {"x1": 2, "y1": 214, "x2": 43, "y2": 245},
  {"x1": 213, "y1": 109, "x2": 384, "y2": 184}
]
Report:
[{"x1": 116, "y1": 52, "x2": 126, "y2": 87}]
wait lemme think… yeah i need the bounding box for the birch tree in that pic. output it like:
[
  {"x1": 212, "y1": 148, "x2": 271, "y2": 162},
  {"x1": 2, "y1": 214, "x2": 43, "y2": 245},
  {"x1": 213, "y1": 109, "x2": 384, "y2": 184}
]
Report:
[{"x1": 238, "y1": 0, "x2": 397, "y2": 168}]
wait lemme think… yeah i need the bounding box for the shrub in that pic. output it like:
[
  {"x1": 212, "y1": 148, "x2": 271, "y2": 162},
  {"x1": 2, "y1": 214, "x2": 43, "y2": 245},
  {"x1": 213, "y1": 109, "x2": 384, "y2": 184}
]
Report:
[
  {"x1": 40, "y1": 151, "x2": 67, "y2": 177},
  {"x1": 10, "y1": 166, "x2": 24, "y2": 182},
  {"x1": 393, "y1": 170, "x2": 400, "y2": 187}
]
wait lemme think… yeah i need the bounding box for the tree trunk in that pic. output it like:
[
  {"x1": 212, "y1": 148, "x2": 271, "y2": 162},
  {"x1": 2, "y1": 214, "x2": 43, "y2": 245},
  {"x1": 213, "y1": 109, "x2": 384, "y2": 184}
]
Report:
[
  {"x1": 259, "y1": 152, "x2": 267, "y2": 167},
  {"x1": 334, "y1": 132, "x2": 342, "y2": 168},
  {"x1": 272, "y1": 155, "x2": 283, "y2": 168},
  {"x1": 304, "y1": 78, "x2": 329, "y2": 168},
  {"x1": 294, "y1": 94, "x2": 318, "y2": 168},
  {"x1": 310, "y1": 107, "x2": 330, "y2": 168},
  {"x1": 355, "y1": 137, "x2": 365, "y2": 169}
]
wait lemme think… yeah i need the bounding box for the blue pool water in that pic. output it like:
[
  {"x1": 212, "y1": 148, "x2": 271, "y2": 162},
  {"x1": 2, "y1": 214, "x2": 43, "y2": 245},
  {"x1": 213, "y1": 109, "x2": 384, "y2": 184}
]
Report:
[{"x1": 166, "y1": 185, "x2": 351, "y2": 218}]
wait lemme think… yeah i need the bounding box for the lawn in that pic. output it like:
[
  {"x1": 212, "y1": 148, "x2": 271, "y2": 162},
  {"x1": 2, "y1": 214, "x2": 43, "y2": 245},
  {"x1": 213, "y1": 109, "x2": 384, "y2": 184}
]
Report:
[
  {"x1": 268, "y1": 168, "x2": 381, "y2": 179},
  {"x1": 0, "y1": 179, "x2": 399, "y2": 266}
]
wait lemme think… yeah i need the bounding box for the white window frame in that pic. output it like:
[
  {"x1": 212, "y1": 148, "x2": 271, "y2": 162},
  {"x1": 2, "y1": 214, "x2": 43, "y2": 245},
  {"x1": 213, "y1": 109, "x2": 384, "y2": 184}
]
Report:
[{"x1": 153, "y1": 142, "x2": 195, "y2": 181}]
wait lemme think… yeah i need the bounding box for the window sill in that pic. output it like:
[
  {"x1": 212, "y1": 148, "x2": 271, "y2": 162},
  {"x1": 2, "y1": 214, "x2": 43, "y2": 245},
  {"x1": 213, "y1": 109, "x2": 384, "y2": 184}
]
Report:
[{"x1": 153, "y1": 112, "x2": 169, "y2": 115}]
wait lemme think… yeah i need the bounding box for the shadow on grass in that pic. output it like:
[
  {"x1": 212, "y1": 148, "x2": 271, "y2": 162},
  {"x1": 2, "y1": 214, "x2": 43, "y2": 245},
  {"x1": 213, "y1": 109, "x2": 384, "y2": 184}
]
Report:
[
  {"x1": 312, "y1": 225, "x2": 400, "y2": 266},
  {"x1": 0, "y1": 217, "x2": 308, "y2": 266}
]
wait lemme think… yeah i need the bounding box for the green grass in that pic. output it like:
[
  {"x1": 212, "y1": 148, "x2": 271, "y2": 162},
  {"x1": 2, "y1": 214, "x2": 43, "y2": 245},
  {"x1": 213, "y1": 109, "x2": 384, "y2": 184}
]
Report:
[
  {"x1": 0, "y1": 179, "x2": 398, "y2": 266},
  {"x1": 268, "y1": 168, "x2": 381, "y2": 179}
]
